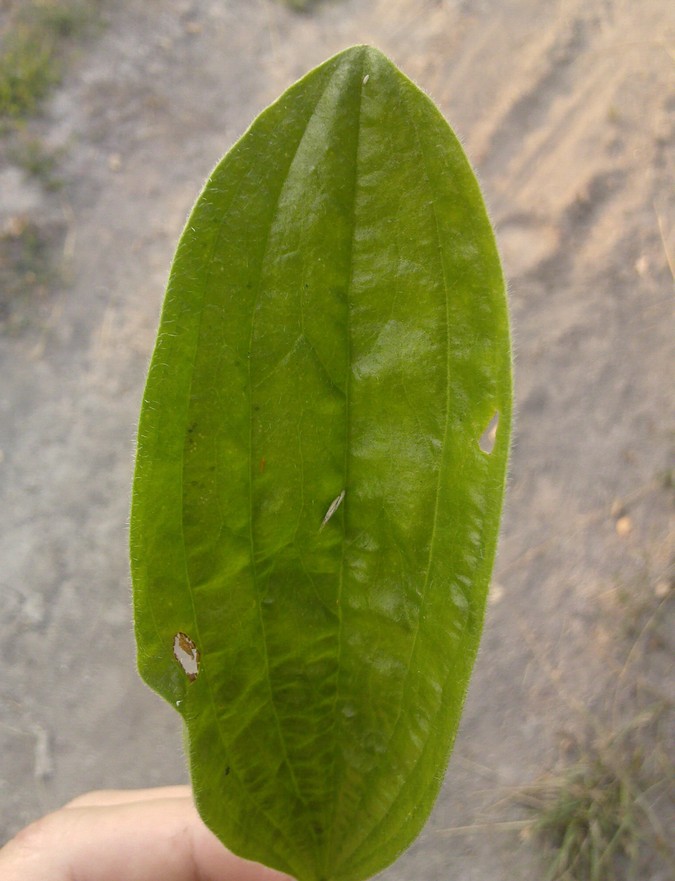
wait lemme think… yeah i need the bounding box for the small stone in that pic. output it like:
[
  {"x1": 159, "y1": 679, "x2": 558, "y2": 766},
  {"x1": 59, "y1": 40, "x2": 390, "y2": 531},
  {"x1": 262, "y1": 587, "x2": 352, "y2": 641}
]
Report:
[
  {"x1": 22, "y1": 592, "x2": 46, "y2": 626},
  {"x1": 33, "y1": 725, "x2": 54, "y2": 780},
  {"x1": 654, "y1": 580, "x2": 670, "y2": 599},
  {"x1": 4, "y1": 215, "x2": 28, "y2": 238},
  {"x1": 610, "y1": 499, "x2": 624, "y2": 518},
  {"x1": 634, "y1": 254, "x2": 649, "y2": 276},
  {"x1": 488, "y1": 582, "x2": 505, "y2": 605},
  {"x1": 615, "y1": 515, "x2": 632, "y2": 537}
]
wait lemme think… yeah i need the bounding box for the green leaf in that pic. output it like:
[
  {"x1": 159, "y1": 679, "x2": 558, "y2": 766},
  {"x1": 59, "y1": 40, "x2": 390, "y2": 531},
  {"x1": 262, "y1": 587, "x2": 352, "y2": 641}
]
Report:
[{"x1": 131, "y1": 45, "x2": 511, "y2": 881}]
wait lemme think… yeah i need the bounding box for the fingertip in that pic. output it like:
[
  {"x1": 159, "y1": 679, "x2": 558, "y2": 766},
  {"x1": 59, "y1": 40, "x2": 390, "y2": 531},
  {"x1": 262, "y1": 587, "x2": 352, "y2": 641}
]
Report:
[{"x1": 64, "y1": 785, "x2": 192, "y2": 809}]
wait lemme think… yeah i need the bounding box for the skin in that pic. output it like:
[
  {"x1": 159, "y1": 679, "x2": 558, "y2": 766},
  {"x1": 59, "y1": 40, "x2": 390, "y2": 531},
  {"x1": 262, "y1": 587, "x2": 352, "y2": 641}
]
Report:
[{"x1": 0, "y1": 786, "x2": 294, "y2": 881}]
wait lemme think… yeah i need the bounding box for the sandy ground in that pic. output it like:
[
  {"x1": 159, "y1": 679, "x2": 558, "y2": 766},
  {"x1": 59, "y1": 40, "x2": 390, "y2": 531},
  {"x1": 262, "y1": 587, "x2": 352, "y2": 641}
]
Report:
[{"x1": 1, "y1": 1, "x2": 673, "y2": 878}]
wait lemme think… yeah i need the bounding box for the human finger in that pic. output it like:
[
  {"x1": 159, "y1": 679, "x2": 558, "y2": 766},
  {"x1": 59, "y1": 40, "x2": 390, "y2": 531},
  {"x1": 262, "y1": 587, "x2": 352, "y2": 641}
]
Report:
[
  {"x1": 63, "y1": 785, "x2": 192, "y2": 809},
  {"x1": 0, "y1": 792, "x2": 292, "y2": 881}
]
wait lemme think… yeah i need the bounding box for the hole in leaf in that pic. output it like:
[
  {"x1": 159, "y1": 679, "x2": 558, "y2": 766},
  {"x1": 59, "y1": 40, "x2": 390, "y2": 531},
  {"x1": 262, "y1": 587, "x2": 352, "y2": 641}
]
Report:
[
  {"x1": 173, "y1": 632, "x2": 200, "y2": 681},
  {"x1": 478, "y1": 411, "x2": 500, "y2": 455}
]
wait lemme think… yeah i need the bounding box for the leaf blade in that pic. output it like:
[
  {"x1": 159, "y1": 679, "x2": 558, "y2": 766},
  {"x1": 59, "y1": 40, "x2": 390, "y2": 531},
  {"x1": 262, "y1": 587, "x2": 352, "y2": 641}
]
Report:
[{"x1": 132, "y1": 45, "x2": 512, "y2": 881}]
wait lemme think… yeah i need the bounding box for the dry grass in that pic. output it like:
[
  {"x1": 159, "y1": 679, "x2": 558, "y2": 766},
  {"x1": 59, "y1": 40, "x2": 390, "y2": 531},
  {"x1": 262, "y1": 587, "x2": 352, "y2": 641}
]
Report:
[
  {"x1": 521, "y1": 704, "x2": 673, "y2": 881},
  {"x1": 520, "y1": 566, "x2": 674, "y2": 881},
  {"x1": 278, "y1": 0, "x2": 332, "y2": 11},
  {"x1": 0, "y1": 216, "x2": 65, "y2": 333},
  {"x1": 8, "y1": 134, "x2": 63, "y2": 188}
]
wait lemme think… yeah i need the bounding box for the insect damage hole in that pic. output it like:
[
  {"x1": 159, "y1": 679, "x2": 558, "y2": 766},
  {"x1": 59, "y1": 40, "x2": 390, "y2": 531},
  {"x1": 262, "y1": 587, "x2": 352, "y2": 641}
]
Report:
[
  {"x1": 478, "y1": 411, "x2": 500, "y2": 455},
  {"x1": 173, "y1": 632, "x2": 200, "y2": 682}
]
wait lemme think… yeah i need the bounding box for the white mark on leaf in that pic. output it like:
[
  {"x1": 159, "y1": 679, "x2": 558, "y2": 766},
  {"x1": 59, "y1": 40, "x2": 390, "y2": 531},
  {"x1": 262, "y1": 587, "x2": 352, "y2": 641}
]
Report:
[
  {"x1": 363, "y1": 74, "x2": 370, "y2": 85},
  {"x1": 478, "y1": 411, "x2": 500, "y2": 455},
  {"x1": 320, "y1": 490, "x2": 345, "y2": 530},
  {"x1": 173, "y1": 632, "x2": 200, "y2": 681}
]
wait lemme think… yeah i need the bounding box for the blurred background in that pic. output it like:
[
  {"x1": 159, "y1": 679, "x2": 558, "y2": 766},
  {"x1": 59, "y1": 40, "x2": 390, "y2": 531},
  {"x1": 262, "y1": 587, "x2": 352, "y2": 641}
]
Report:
[{"x1": 0, "y1": 1, "x2": 673, "y2": 878}]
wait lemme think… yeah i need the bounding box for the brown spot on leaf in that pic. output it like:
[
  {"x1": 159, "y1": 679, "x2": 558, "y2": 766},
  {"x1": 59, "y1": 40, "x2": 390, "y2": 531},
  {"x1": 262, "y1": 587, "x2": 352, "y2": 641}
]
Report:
[{"x1": 173, "y1": 632, "x2": 200, "y2": 681}]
